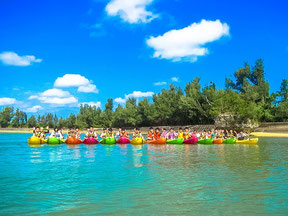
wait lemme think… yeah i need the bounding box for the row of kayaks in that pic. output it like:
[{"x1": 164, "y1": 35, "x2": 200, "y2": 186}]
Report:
[{"x1": 28, "y1": 136, "x2": 258, "y2": 145}]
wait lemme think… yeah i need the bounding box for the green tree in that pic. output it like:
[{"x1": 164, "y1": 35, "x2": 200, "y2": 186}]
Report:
[
  {"x1": 27, "y1": 115, "x2": 37, "y2": 128},
  {"x1": 0, "y1": 107, "x2": 14, "y2": 127}
]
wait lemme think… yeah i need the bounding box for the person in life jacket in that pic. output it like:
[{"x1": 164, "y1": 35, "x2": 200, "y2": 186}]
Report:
[
  {"x1": 50, "y1": 127, "x2": 63, "y2": 139},
  {"x1": 132, "y1": 128, "x2": 143, "y2": 139},
  {"x1": 100, "y1": 128, "x2": 107, "y2": 138},
  {"x1": 177, "y1": 128, "x2": 183, "y2": 138},
  {"x1": 154, "y1": 128, "x2": 161, "y2": 140},
  {"x1": 183, "y1": 127, "x2": 191, "y2": 139},
  {"x1": 68, "y1": 128, "x2": 77, "y2": 138},
  {"x1": 86, "y1": 127, "x2": 97, "y2": 138},
  {"x1": 106, "y1": 128, "x2": 115, "y2": 138},
  {"x1": 75, "y1": 128, "x2": 81, "y2": 139},
  {"x1": 119, "y1": 128, "x2": 128, "y2": 138},
  {"x1": 147, "y1": 127, "x2": 154, "y2": 141},
  {"x1": 33, "y1": 126, "x2": 41, "y2": 138},
  {"x1": 167, "y1": 128, "x2": 176, "y2": 140},
  {"x1": 116, "y1": 128, "x2": 122, "y2": 138},
  {"x1": 161, "y1": 128, "x2": 168, "y2": 138}
]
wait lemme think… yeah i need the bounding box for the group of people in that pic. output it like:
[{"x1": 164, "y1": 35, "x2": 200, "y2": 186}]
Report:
[{"x1": 33, "y1": 126, "x2": 247, "y2": 141}]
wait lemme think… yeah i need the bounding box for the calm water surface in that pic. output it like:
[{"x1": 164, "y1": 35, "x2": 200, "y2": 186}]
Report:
[{"x1": 0, "y1": 133, "x2": 288, "y2": 215}]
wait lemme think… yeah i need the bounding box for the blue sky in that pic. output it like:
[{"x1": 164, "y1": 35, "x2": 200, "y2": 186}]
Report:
[{"x1": 0, "y1": 0, "x2": 287, "y2": 117}]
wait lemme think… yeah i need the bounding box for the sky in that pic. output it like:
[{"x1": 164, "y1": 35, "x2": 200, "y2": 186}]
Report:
[{"x1": 0, "y1": 0, "x2": 288, "y2": 117}]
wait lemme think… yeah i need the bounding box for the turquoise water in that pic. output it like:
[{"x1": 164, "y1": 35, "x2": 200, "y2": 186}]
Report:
[{"x1": 0, "y1": 133, "x2": 288, "y2": 215}]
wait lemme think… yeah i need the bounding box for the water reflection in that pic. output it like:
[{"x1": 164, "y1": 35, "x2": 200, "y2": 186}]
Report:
[{"x1": 131, "y1": 145, "x2": 143, "y2": 167}]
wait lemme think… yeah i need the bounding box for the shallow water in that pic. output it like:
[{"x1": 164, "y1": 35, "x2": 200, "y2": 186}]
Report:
[{"x1": 0, "y1": 133, "x2": 288, "y2": 215}]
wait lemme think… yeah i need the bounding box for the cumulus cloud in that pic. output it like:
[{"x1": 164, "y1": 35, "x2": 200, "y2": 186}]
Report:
[
  {"x1": 154, "y1": 81, "x2": 167, "y2": 86},
  {"x1": 26, "y1": 105, "x2": 43, "y2": 113},
  {"x1": 79, "y1": 101, "x2": 101, "y2": 108},
  {"x1": 0, "y1": 97, "x2": 16, "y2": 106},
  {"x1": 0, "y1": 51, "x2": 42, "y2": 66},
  {"x1": 105, "y1": 0, "x2": 157, "y2": 24},
  {"x1": 41, "y1": 88, "x2": 71, "y2": 97},
  {"x1": 115, "y1": 91, "x2": 154, "y2": 103},
  {"x1": 37, "y1": 97, "x2": 78, "y2": 105},
  {"x1": 171, "y1": 77, "x2": 179, "y2": 82},
  {"x1": 54, "y1": 74, "x2": 99, "y2": 93},
  {"x1": 146, "y1": 19, "x2": 230, "y2": 62}
]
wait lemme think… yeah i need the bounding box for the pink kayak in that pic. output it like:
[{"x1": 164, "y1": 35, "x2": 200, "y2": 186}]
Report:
[
  {"x1": 83, "y1": 137, "x2": 99, "y2": 144},
  {"x1": 183, "y1": 136, "x2": 198, "y2": 144},
  {"x1": 116, "y1": 137, "x2": 131, "y2": 144}
]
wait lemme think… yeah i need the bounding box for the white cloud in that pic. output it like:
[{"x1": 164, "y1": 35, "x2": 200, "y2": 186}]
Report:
[
  {"x1": 154, "y1": 81, "x2": 167, "y2": 86},
  {"x1": 78, "y1": 84, "x2": 99, "y2": 93},
  {"x1": 54, "y1": 74, "x2": 99, "y2": 93},
  {"x1": 38, "y1": 96, "x2": 78, "y2": 105},
  {"x1": 54, "y1": 74, "x2": 90, "y2": 87},
  {"x1": 115, "y1": 91, "x2": 154, "y2": 103},
  {"x1": 146, "y1": 19, "x2": 230, "y2": 62},
  {"x1": 26, "y1": 105, "x2": 43, "y2": 113},
  {"x1": 0, "y1": 97, "x2": 16, "y2": 106},
  {"x1": 0, "y1": 51, "x2": 42, "y2": 66},
  {"x1": 80, "y1": 101, "x2": 101, "y2": 108},
  {"x1": 115, "y1": 97, "x2": 126, "y2": 103},
  {"x1": 171, "y1": 77, "x2": 179, "y2": 82},
  {"x1": 105, "y1": 0, "x2": 157, "y2": 24},
  {"x1": 41, "y1": 88, "x2": 71, "y2": 97}
]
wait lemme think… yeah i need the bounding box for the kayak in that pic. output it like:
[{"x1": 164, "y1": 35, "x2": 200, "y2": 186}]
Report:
[
  {"x1": 198, "y1": 138, "x2": 214, "y2": 144},
  {"x1": 83, "y1": 137, "x2": 99, "y2": 144},
  {"x1": 27, "y1": 137, "x2": 47, "y2": 144},
  {"x1": 223, "y1": 138, "x2": 236, "y2": 144},
  {"x1": 213, "y1": 139, "x2": 223, "y2": 144},
  {"x1": 130, "y1": 137, "x2": 145, "y2": 145},
  {"x1": 116, "y1": 137, "x2": 131, "y2": 144},
  {"x1": 47, "y1": 137, "x2": 64, "y2": 144},
  {"x1": 236, "y1": 138, "x2": 258, "y2": 144},
  {"x1": 147, "y1": 138, "x2": 166, "y2": 144},
  {"x1": 100, "y1": 137, "x2": 116, "y2": 145},
  {"x1": 183, "y1": 136, "x2": 198, "y2": 144},
  {"x1": 66, "y1": 137, "x2": 82, "y2": 144},
  {"x1": 166, "y1": 138, "x2": 184, "y2": 144}
]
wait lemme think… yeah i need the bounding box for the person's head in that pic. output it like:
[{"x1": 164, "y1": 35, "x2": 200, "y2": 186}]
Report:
[
  {"x1": 108, "y1": 128, "x2": 113, "y2": 132},
  {"x1": 149, "y1": 127, "x2": 154, "y2": 132},
  {"x1": 118, "y1": 128, "x2": 122, "y2": 132},
  {"x1": 36, "y1": 126, "x2": 40, "y2": 132},
  {"x1": 54, "y1": 127, "x2": 58, "y2": 132},
  {"x1": 193, "y1": 130, "x2": 197, "y2": 133},
  {"x1": 89, "y1": 127, "x2": 93, "y2": 132},
  {"x1": 135, "y1": 127, "x2": 140, "y2": 133},
  {"x1": 179, "y1": 127, "x2": 183, "y2": 132},
  {"x1": 76, "y1": 127, "x2": 79, "y2": 132},
  {"x1": 155, "y1": 128, "x2": 160, "y2": 133},
  {"x1": 163, "y1": 128, "x2": 166, "y2": 132},
  {"x1": 184, "y1": 127, "x2": 189, "y2": 132},
  {"x1": 103, "y1": 128, "x2": 106, "y2": 132},
  {"x1": 40, "y1": 127, "x2": 43, "y2": 132}
]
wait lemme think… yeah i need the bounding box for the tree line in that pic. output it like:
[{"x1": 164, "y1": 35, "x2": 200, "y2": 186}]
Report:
[{"x1": 0, "y1": 59, "x2": 287, "y2": 129}]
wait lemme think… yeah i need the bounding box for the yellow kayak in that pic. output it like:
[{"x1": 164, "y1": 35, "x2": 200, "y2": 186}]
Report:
[
  {"x1": 27, "y1": 137, "x2": 47, "y2": 144},
  {"x1": 130, "y1": 137, "x2": 145, "y2": 145},
  {"x1": 236, "y1": 138, "x2": 258, "y2": 144}
]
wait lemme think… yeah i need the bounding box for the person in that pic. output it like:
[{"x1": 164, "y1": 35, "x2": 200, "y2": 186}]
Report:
[
  {"x1": 154, "y1": 128, "x2": 161, "y2": 140},
  {"x1": 191, "y1": 130, "x2": 198, "y2": 138},
  {"x1": 50, "y1": 127, "x2": 63, "y2": 139},
  {"x1": 167, "y1": 128, "x2": 176, "y2": 140},
  {"x1": 237, "y1": 131, "x2": 246, "y2": 140},
  {"x1": 33, "y1": 126, "x2": 41, "y2": 138},
  {"x1": 147, "y1": 127, "x2": 154, "y2": 141},
  {"x1": 161, "y1": 128, "x2": 168, "y2": 138},
  {"x1": 106, "y1": 128, "x2": 115, "y2": 138},
  {"x1": 100, "y1": 128, "x2": 107, "y2": 138},
  {"x1": 75, "y1": 127, "x2": 81, "y2": 139},
  {"x1": 177, "y1": 128, "x2": 183, "y2": 138},
  {"x1": 116, "y1": 128, "x2": 122, "y2": 138},
  {"x1": 39, "y1": 127, "x2": 47, "y2": 139},
  {"x1": 132, "y1": 128, "x2": 143, "y2": 139},
  {"x1": 67, "y1": 128, "x2": 76, "y2": 138},
  {"x1": 119, "y1": 128, "x2": 128, "y2": 138},
  {"x1": 183, "y1": 127, "x2": 190, "y2": 139},
  {"x1": 86, "y1": 127, "x2": 97, "y2": 138}
]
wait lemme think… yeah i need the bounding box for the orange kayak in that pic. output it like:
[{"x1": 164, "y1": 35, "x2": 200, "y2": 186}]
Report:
[
  {"x1": 65, "y1": 137, "x2": 82, "y2": 144},
  {"x1": 147, "y1": 138, "x2": 166, "y2": 144},
  {"x1": 213, "y1": 139, "x2": 223, "y2": 144}
]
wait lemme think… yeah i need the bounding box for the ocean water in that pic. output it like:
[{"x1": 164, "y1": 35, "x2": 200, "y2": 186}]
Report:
[{"x1": 0, "y1": 133, "x2": 288, "y2": 215}]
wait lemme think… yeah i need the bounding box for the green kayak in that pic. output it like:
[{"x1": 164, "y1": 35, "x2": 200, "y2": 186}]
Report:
[
  {"x1": 166, "y1": 138, "x2": 184, "y2": 144},
  {"x1": 47, "y1": 137, "x2": 64, "y2": 144},
  {"x1": 100, "y1": 137, "x2": 116, "y2": 145},
  {"x1": 198, "y1": 138, "x2": 214, "y2": 144},
  {"x1": 223, "y1": 138, "x2": 236, "y2": 144}
]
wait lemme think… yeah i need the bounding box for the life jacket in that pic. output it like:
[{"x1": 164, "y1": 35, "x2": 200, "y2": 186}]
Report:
[
  {"x1": 154, "y1": 131, "x2": 161, "y2": 139},
  {"x1": 107, "y1": 132, "x2": 113, "y2": 137},
  {"x1": 167, "y1": 133, "x2": 175, "y2": 140},
  {"x1": 68, "y1": 131, "x2": 76, "y2": 137},
  {"x1": 76, "y1": 132, "x2": 81, "y2": 139},
  {"x1": 34, "y1": 131, "x2": 41, "y2": 138},
  {"x1": 87, "y1": 131, "x2": 95, "y2": 138},
  {"x1": 147, "y1": 131, "x2": 153, "y2": 138},
  {"x1": 120, "y1": 131, "x2": 128, "y2": 138},
  {"x1": 134, "y1": 132, "x2": 141, "y2": 138},
  {"x1": 183, "y1": 132, "x2": 190, "y2": 139},
  {"x1": 178, "y1": 132, "x2": 183, "y2": 138}
]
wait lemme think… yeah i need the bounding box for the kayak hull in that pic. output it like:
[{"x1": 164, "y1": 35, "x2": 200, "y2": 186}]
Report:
[
  {"x1": 183, "y1": 137, "x2": 198, "y2": 144},
  {"x1": 130, "y1": 137, "x2": 145, "y2": 145},
  {"x1": 166, "y1": 138, "x2": 184, "y2": 144},
  {"x1": 236, "y1": 138, "x2": 258, "y2": 144},
  {"x1": 223, "y1": 138, "x2": 236, "y2": 144},
  {"x1": 116, "y1": 137, "x2": 131, "y2": 144},
  {"x1": 66, "y1": 137, "x2": 83, "y2": 144},
  {"x1": 148, "y1": 138, "x2": 166, "y2": 144},
  {"x1": 47, "y1": 138, "x2": 64, "y2": 144},
  {"x1": 83, "y1": 137, "x2": 99, "y2": 144},
  {"x1": 213, "y1": 139, "x2": 223, "y2": 144},
  {"x1": 198, "y1": 138, "x2": 214, "y2": 144},
  {"x1": 100, "y1": 137, "x2": 116, "y2": 145},
  {"x1": 28, "y1": 137, "x2": 47, "y2": 144}
]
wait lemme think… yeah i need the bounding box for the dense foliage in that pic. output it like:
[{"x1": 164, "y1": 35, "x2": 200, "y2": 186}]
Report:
[{"x1": 1, "y1": 59, "x2": 287, "y2": 128}]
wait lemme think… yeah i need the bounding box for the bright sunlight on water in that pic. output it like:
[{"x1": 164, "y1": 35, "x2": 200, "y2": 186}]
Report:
[{"x1": 0, "y1": 133, "x2": 288, "y2": 215}]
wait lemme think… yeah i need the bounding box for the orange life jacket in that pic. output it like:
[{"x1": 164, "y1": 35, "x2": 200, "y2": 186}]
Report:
[
  {"x1": 147, "y1": 131, "x2": 153, "y2": 138},
  {"x1": 154, "y1": 132, "x2": 161, "y2": 140},
  {"x1": 120, "y1": 131, "x2": 128, "y2": 138}
]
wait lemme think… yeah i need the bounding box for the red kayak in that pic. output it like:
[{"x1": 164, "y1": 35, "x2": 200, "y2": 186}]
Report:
[
  {"x1": 116, "y1": 137, "x2": 131, "y2": 144},
  {"x1": 183, "y1": 136, "x2": 198, "y2": 144},
  {"x1": 83, "y1": 137, "x2": 99, "y2": 144}
]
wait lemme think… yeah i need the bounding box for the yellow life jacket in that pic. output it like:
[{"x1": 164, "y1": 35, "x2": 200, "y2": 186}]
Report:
[{"x1": 178, "y1": 132, "x2": 183, "y2": 138}]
